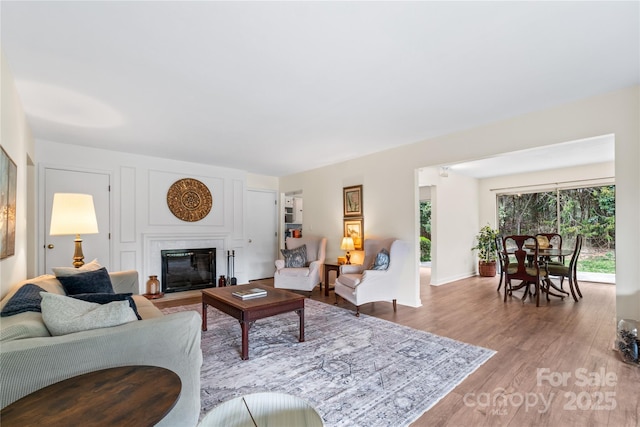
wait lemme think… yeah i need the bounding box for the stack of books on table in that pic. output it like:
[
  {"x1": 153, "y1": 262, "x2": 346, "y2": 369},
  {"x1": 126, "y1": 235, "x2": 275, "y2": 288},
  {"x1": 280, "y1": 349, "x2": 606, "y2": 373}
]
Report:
[{"x1": 232, "y1": 288, "x2": 267, "y2": 300}]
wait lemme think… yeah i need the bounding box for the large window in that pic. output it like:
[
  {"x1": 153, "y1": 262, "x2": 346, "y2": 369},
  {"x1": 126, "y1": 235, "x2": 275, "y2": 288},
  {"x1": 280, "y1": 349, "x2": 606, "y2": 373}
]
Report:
[{"x1": 497, "y1": 185, "x2": 615, "y2": 274}]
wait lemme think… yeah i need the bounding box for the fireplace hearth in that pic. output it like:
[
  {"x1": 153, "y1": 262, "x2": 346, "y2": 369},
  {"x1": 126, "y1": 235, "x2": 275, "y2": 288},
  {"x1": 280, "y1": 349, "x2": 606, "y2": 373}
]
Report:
[{"x1": 161, "y1": 248, "x2": 216, "y2": 293}]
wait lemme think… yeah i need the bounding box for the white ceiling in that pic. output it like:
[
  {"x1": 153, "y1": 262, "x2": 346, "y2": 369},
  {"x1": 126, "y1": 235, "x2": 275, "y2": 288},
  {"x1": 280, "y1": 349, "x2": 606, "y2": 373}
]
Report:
[
  {"x1": 1, "y1": 2, "x2": 638, "y2": 177},
  {"x1": 448, "y1": 134, "x2": 615, "y2": 179}
]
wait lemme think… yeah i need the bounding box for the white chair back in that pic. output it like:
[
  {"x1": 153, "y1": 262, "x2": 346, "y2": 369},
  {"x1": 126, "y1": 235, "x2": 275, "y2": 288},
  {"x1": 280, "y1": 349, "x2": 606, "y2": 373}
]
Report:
[{"x1": 285, "y1": 235, "x2": 326, "y2": 265}]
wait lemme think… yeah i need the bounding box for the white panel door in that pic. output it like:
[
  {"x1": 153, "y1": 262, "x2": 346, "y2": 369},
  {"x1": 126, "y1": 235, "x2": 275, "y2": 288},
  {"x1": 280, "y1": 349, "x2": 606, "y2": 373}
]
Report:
[
  {"x1": 44, "y1": 168, "x2": 111, "y2": 274},
  {"x1": 246, "y1": 190, "x2": 277, "y2": 280}
]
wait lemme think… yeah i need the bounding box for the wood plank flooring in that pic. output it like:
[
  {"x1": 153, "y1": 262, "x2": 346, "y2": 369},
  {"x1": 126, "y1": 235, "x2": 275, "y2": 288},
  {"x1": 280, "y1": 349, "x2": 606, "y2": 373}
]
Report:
[{"x1": 154, "y1": 269, "x2": 639, "y2": 426}]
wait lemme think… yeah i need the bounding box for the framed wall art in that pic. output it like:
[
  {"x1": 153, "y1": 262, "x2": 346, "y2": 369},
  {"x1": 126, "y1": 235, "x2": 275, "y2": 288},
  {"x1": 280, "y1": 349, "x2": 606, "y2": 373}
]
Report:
[
  {"x1": 1, "y1": 146, "x2": 17, "y2": 260},
  {"x1": 343, "y1": 185, "x2": 363, "y2": 217},
  {"x1": 343, "y1": 217, "x2": 363, "y2": 250}
]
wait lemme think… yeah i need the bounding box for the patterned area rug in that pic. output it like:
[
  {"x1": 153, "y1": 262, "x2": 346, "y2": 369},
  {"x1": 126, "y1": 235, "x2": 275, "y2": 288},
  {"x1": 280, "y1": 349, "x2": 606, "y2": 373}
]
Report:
[{"x1": 162, "y1": 299, "x2": 495, "y2": 426}]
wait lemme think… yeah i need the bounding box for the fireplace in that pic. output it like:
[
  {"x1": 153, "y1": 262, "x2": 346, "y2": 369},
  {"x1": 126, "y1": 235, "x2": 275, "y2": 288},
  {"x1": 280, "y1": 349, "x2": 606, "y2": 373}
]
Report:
[{"x1": 161, "y1": 248, "x2": 216, "y2": 293}]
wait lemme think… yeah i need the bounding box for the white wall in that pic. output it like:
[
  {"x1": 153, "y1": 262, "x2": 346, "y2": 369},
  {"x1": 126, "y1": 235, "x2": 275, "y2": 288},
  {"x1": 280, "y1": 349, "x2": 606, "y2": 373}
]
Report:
[
  {"x1": 280, "y1": 86, "x2": 640, "y2": 321},
  {"x1": 419, "y1": 168, "x2": 479, "y2": 285},
  {"x1": 0, "y1": 50, "x2": 35, "y2": 297},
  {"x1": 34, "y1": 140, "x2": 276, "y2": 292},
  {"x1": 418, "y1": 186, "x2": 431, "y2": 201},
  {"x1": 280, "y1": 157, "x2": 419, "y2": 307},
  {"x1": 247, "y1": 173, "x2": 279, "y2": 191}
]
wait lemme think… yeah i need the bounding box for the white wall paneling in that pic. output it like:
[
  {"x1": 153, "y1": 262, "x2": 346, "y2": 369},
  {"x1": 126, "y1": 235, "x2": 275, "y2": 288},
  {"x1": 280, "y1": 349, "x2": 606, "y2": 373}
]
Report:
[
  {"x1": 232, "y1": 179, "x2": 244, "y2": 238},
  {"x1": 32, "y1": 140, "x2": 252, "y2": 286},
  {"x1": 120, "y1": 250, "x2": 136, "y2": 274},
  {"x1": 119, "y1": 166, "x2": 136, "y2": 242},
  {"x1": 147, "y1": 170, "x2": 225, "y2": 227}
]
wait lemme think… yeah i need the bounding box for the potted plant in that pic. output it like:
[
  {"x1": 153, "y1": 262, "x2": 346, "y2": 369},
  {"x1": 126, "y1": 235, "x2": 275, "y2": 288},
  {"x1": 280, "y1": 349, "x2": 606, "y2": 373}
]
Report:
[{"x1": 472, "y1": 225, "x2": 500, "y2": 277}]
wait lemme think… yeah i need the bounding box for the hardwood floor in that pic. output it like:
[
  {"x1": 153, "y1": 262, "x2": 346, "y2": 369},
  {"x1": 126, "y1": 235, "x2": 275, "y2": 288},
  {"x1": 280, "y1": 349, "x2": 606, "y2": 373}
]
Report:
[{"x1": 154, "y1": 269, "x2": 639, "y2": 426}]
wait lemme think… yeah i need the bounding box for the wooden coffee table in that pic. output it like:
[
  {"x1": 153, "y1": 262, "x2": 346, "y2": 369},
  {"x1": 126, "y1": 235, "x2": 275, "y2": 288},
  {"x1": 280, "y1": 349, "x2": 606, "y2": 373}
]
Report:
[
  {"x1": 202, "y1": 284, "x2": 305, "y2": 360},
  {"x1": 0, "y1": 365, "x2": 181, "y2": 426}
]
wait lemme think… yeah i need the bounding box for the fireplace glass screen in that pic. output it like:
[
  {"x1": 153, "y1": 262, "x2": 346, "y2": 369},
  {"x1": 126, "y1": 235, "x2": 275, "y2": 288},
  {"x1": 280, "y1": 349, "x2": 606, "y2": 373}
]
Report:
[{"x1": 161, "y1": 248, "x2": 215, "y2": 293}]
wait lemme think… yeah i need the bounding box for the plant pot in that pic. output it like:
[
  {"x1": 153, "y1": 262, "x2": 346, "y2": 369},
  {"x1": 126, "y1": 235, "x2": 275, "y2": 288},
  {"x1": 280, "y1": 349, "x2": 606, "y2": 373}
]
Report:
[{"x1": 478, "y1": 261, "x2": 496, "y2": 277}]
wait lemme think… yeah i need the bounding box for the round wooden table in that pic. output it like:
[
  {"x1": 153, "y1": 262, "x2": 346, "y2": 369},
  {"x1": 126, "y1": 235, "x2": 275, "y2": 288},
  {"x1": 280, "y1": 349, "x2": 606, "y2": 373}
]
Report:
[{"x1": 0, "y1": 365, "x2": 181, "y2": 427}]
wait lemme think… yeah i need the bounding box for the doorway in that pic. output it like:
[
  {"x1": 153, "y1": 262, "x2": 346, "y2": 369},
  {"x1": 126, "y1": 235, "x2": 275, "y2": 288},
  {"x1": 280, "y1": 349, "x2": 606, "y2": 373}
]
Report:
[
  {"x1": 42, "y1": 167, "x2": 111, "y2": 274},
  {"x1": 246, "y1": 189, "x2": 278, "y2": 280}
]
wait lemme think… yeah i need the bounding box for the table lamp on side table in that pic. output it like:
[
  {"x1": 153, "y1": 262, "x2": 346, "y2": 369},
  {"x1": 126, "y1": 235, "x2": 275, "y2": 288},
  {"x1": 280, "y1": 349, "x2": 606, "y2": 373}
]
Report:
[
  {"x1": 49, "y1": 193, "x2": 99, "y2": 268},
  {"x1": 341, "y1": 237, "x2": 355, "y2": 265}
]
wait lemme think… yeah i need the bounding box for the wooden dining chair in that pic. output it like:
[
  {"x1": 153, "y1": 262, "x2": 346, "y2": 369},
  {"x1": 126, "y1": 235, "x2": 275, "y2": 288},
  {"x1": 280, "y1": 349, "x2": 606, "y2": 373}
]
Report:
[
  {"x1": 495, "y1": 236, "x2": 505, "y2": 291},
  {"x1": 503, "y1": 235, "x2": 548, "y2": 307},
  {"x1": 547, "y1": 235, "x2": 583, "y2": 302},
  {"x1": 536, "y1": 233, "x2": 564, "y2": 265},
  {"x1": 495, "y1": 236, "x2": 517, "y2": 292}
]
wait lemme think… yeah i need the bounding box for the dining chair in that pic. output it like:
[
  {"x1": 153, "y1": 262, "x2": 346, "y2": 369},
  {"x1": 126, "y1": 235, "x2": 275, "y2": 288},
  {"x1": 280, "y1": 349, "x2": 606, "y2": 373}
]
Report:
[
  {"x1": 535, "y1": 233, "x2": 564, "y2": 265},
  {"x1": 495, "y1": 236, "x2": 506, "y2": 292},
  {"x1": 547, "y1": 235, "x2": 583, "y2": 302},
  {"x1": 495, "y1": 236, "x2": 518, "y2": 292},
  {"x1": 503, "y1": 235, "x2": 548, "y2": 307}
]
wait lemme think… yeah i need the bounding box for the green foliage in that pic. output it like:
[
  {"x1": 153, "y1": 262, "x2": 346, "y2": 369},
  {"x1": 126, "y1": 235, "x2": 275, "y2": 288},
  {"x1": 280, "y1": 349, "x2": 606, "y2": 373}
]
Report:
[
  {"x1": 472, "y1": 225, "x2": 499, "y2": 263},
  {"x1": 420, "y1": 201, "x2": 431, "y2": 238},
  {"x1": 577, "y1": 251, "x2": 616, "y2": 274},
  {"x1": 419, "y1": 201, "x2": 432, "y2": 262},
  {"x1": 558, "y1": 186, "x2": 615, "y2": 248},
  {"x1": 420, "y1": 236, "x2": 431, "y2": 262}
]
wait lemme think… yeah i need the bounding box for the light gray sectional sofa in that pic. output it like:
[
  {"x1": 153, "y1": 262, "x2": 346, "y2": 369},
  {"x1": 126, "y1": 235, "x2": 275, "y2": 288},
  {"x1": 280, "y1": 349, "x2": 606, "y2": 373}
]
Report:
[{"x1": 0, "y1": 270, "x2": 203, "y2": 426}]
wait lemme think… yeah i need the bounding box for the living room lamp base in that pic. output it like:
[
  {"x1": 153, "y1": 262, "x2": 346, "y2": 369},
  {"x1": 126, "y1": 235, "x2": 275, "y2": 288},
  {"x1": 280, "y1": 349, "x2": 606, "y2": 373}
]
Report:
[{"x1": 72, "y1": 234, "x2": 86, "y2": 268}]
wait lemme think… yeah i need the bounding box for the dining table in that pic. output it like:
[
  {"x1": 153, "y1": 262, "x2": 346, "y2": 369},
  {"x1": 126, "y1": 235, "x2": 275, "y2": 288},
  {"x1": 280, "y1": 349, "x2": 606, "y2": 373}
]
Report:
[{"x1": 505, "y1": 247, "x2": 574, "y2": 299}]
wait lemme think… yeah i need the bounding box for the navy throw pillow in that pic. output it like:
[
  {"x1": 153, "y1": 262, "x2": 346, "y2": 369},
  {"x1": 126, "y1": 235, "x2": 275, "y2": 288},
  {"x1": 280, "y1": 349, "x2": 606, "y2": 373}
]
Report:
[
  {"x1": 57, "y1": 267, "x2": 115, "y2": 295},
  {"x1": 70, "y1": 293, "x2": 142, "y2": 320},
  {"x1": 1, "y1": 284, "x2": 47, "y2": 317}
]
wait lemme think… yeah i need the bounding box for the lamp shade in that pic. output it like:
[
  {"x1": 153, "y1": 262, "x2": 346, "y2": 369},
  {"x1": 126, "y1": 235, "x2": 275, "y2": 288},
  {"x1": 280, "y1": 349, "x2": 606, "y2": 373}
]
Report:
[
  {"x1": 50, "y1": 193, "x2": 99, "y2": 236},
  {"x1": 340, "y1": 237, "x2": 355, "y2": 251}
]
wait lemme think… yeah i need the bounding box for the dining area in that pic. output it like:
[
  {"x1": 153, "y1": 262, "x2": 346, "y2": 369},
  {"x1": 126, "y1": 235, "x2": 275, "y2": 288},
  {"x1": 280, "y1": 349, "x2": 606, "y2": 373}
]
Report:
[{"x1": 496, "y1": 233, "x2": 584, "y2": 307}]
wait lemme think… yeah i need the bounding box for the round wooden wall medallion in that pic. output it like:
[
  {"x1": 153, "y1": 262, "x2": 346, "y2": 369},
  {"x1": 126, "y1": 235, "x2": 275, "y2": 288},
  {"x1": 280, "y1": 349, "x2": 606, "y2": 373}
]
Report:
[{"x1": 166, "y1": 178, "x2": 212, "y2": 222}]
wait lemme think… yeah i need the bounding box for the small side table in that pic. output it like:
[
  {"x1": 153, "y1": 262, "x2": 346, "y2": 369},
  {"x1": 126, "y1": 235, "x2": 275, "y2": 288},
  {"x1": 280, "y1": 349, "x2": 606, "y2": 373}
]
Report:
[
  {"x1": 0, "y1": 366, "x2": 181, "y2": 426},
  {"x1": 323, "y1": 263, "x2": 341, "y2": 297}
]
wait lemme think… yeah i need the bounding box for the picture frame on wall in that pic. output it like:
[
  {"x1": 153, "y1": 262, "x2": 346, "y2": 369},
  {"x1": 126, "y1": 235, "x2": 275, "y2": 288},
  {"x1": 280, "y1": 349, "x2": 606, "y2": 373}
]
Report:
[
  {"x1": 343, "y1": 185, "x2": 363, "y2": 217},
  {"x1": 343, "y1": 217, "x2": 363, "y2": 250},
  {"x1": 1, "y1": 146, "x2": 17, "y2": 260}
]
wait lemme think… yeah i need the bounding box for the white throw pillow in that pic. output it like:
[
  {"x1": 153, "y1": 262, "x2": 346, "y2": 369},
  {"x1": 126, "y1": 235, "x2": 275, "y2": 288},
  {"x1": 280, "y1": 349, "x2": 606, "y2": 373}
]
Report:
[
  {"x1": 52, "y1": 259, "x2": 102, "y2": 277},
  {"x1": 40, "y1": 292, "x2": 137, "y2": 336}
]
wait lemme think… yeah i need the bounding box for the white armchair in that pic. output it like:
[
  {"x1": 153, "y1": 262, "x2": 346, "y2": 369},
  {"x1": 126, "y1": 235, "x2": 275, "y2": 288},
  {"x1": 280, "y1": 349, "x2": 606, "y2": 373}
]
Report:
[
  {"x1": 274, "y1": 236, "x2": 327, "y2": 293},
  {"x1": 334, "y1": 238, "x2": 409, "y2": 316}
]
